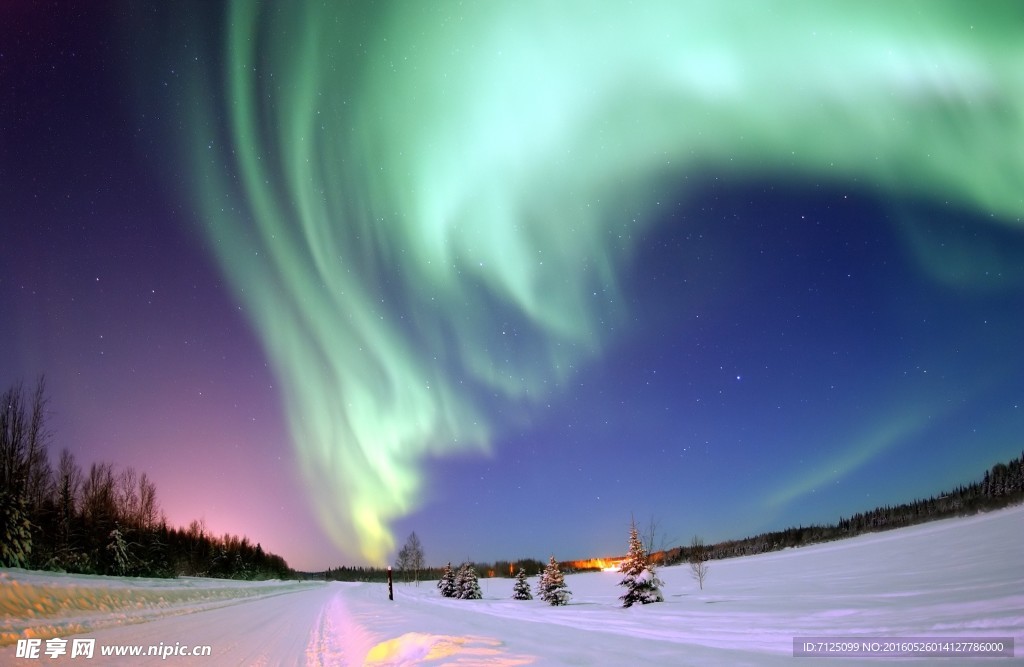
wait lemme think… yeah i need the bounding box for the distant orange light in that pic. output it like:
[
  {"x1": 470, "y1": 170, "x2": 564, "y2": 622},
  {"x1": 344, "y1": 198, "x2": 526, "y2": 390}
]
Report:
[{"x1": 565, "y1": 557, "x2": 623, "y2": 572}]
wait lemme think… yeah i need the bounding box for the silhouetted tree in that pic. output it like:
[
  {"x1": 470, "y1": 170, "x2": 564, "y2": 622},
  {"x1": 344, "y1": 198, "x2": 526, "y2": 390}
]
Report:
[
  {"x1": 52, "y1": 448, "x2": 82, "y2": 567},
  {"x1": 0, "y1": 380, "x2": 49, "y2": 567}
]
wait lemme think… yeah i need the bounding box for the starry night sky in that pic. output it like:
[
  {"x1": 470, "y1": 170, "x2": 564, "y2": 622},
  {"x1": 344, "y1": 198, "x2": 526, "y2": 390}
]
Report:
[{"x1": 2, "y1": 1, "x2": 1022, "y2": 571}]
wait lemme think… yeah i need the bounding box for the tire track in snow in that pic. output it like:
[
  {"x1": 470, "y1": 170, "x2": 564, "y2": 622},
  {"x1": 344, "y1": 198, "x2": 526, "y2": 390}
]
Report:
[{"x1": 305, "y1": 584, "x2": 377, "y2": 665}]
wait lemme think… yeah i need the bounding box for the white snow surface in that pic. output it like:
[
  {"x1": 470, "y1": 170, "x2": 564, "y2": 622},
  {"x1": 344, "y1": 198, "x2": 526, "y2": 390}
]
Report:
[{"x1": 3, "y1": 506, "x2": 1022, "y2": 665}]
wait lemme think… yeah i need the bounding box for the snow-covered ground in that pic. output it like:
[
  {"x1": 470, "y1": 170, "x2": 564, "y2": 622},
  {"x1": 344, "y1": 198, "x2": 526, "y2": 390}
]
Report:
[{"x1": 3, "y1": 506, "x2": 1022, "y2": 665}]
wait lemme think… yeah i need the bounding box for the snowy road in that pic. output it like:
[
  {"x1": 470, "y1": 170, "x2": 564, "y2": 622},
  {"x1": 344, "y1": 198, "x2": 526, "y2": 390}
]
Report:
[
  {"x1": 15, "y1": 580, "x2": 793, "y2": 666},
  {"x1": 59, "y1": 584, "x2": 356, "y2": 665},
  {"x1": 4, "y1": 506, "x2": 1022, "y2": 665}
]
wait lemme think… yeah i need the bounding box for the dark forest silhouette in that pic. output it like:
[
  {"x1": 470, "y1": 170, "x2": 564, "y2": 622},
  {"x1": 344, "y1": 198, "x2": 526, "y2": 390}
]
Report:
[{"x1": 1, "y1": 379, "x2": 290, "y2": 579}]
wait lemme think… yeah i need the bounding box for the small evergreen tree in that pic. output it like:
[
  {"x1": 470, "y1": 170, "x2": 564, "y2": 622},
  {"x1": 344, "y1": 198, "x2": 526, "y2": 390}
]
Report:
[
  {"x1": 512, "y1": 568, "x2": 532, "y2": 600},
  {"x1": 535, "y1": 565, "x2": 548, "y2": 600},
  {"x1": 454, "y1": 562, "x2": 466, "y2": 592},
  {"x1": 437, "y1": 562, "x2": 457, "y2": 598},
  {"x1": 456, "y1": 562, "x2": 482, "y2": 599},
  {"x1": 539, "y1": 556, "x2": 571, "y2": 606},
  {"x1": 618, "y1": 518, "x2": 664, "y2": 607}
]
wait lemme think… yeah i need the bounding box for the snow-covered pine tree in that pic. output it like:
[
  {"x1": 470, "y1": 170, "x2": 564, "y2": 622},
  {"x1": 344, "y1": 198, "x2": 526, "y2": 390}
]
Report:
[
  {"x1": 540, "y1": 556, "x2": 571, "y2": 606},
  {"x1": 535, "y1": 565, "x2": 549, "y2": 600},
  {"x1": 618, "y1": 518, "x2": 664, "y2": 607},
  {"x1": 512, "y1": 568, "x2": 532, "y2": 600},
  {"x1": 457, "y1": 562, "x2": 482, "y2": 599},
  {"x1": 453, "y1": 562, "x2": 466, "y2": 594},
  {"x1": 437, "y1": 562, "x2": 457, "y2": 598},
  {"x1": 107, "y1": 524, "x2": 132, "y2": 576}
]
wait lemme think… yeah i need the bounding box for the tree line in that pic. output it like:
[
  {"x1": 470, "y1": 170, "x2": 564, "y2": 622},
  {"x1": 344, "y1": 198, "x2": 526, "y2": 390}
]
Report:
[
  {"x1": 660, "y1": 451, "x2": 1024, "y2": 565},
  {"x1": 1, "y1": 379, "x2": 291, "y2": 579},
  {"x1": 321, "y1": 531, "x2": 551, "y2": 582},
  {"x1": 324, "y1": 557, "x2": 551, "y2": 583}
]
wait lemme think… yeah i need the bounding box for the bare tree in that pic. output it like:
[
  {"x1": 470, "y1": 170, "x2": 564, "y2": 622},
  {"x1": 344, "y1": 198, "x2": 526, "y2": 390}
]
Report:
[
  {"x1": 118, "y1": 466, "x2": 140, "y2": 528},
  {"x1": 396, "y1": 531, "x2": 425, "y2": 584},
  {"x1": 55, "y1": 448, "x2": 82, "y2": 556},
  {"x1": 0, "y1": 379, "x2": 51, "y2": 501},
  {"x1": 186, "y1": 518, "x2": 208, "y2": 575},
  {"x1": 690, "y1": 535, "x2": 710, "y2": 590},
  {"x1": 0, "y1": 379, "x2": 52, "y2": 567},
  {"x1": 0, "y1": 383, "x2": 31, "y2": 567},
  {"x1": 0, "y1": 382, "x2": 29, "y2": 492},
  {"x1": 138, "y1": 472, "x2": 160, "y2": 530},
  {"x1": 640, "y1": 515, "x2": 676, "y2": 567},
  {"x1": 81, "y1": 462, "x2": 117, "y2": 529},
  {"x1": 25, "y1": 379, "x2": 53, "y2": 517}
]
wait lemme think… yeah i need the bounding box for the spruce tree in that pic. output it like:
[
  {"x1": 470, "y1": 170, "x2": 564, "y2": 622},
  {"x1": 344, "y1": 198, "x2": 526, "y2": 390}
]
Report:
[
  {"x1": 618, "y1": 518, "x2": 664, "y2": 607},
  {"x1": 540, "y1": 556, "x2": 571, "y2": 606},
  {"x1": 107, "y1": 525, "x2": 132, "y2": 576},
  {"x1": 457, "y1": 562, "x2": 482, "y2": 600},
  {"x1": 535, "y1": 565, "x2": 549, "y2": 600},
  {"x1": 454, "y1": 562, "x2": 466, "y2": 595},
  {"x1": 512, "y1": 568, "x2": 533, "y2": 600},
  {"x1": 437, "y1": 562, "x2": 457, "y2": 598}
]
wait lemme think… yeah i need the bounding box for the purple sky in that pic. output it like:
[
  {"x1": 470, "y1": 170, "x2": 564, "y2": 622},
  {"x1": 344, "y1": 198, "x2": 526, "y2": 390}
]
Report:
[{"x1": 3, "y1": 2, "x2": 1022, "y2": 570}]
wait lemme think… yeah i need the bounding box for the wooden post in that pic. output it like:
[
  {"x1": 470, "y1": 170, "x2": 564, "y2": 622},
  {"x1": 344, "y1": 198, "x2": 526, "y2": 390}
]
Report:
[{"x1": 387, "y1": 566, "x2": 393, "y2": 600}]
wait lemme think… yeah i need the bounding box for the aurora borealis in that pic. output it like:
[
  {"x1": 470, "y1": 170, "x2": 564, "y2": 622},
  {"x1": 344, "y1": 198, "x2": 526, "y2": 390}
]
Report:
[{"x1": 3, "y1": 1, "x2": 1022, "y2": 569}]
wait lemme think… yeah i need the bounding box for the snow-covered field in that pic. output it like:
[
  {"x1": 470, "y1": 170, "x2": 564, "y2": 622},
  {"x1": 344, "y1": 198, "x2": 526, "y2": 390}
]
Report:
[{"x1": 3, "y1": 506, "x2": 1022, "y2": 665}]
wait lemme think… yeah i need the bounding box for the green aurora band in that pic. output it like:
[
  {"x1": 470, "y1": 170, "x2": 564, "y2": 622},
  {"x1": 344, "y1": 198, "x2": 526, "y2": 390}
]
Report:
[{"x1": 175, "y1": 1, "x2": 1023, "y2": 563}]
